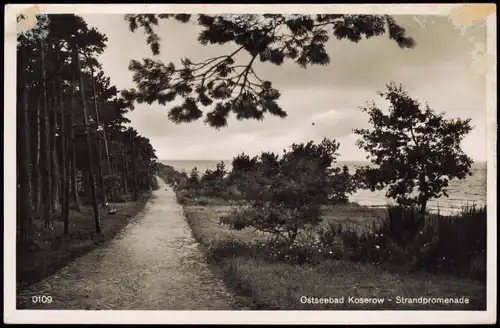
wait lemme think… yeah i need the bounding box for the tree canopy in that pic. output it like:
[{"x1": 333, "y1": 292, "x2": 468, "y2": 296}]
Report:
[
  {"x1": 354, "y1": 82, "x2": 474, "y2": 213},
  {"x1": 123, "y1": 14, "x2": 416, "y2": 128},
  {"x1": 17, "y1": 13, "x2": 158, "y2": 240}
]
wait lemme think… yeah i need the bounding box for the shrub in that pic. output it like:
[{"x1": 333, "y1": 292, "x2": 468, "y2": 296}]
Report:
[
  {"x1": 317, "y1": 204, "x2": 486, "y2": 280},
  {"x1": 221, "y1": 202, "x2": 324, "y2": 245},
  {"x1": 317, "y1": 221, "x2": 386, "y2": 265},
  {"x1": 376, "y1": 205, "x2": 439, "y2": 269},
  {"x1": 428, "y1": 204, "x2": 486, "y2": 280},
  {"x1": 206, "y1": 234, "x2": 338, "y2": 267},
  {"x1": 221, "y1": 139, "x2": 344, "y2": 244},
  {"x1": 206, "y1": 236, "x2": 251, "y2": 264}
]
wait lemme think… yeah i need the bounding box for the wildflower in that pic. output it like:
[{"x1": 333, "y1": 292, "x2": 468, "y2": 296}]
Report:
[
  {"x1": 375, "y1": 245, "x2": 380, "y2": 249},
  {"x1": 329, "y1": 251, "x2": 333, "y2": 254}
]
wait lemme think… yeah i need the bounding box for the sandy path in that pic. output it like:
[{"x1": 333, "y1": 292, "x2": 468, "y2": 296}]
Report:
[{"x1": 17, "y1": 177, "x2": 241, "y2": 310}]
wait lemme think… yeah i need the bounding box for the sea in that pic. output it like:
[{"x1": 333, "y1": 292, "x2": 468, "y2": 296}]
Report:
[{"x1": 160, "y1": 160, "x2": 487, "y2": 215}]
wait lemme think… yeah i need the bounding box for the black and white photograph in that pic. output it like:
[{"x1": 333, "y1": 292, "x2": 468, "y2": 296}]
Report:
[{"x1": 5, "y1": 3, "x2": 496, "y2": 325}]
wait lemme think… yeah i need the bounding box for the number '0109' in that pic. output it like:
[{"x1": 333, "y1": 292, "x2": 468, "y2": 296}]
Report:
[{"x1": 32, "y1": 296, "x2": 52, "y2": 304}]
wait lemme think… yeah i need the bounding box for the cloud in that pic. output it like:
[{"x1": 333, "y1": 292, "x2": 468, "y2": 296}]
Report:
[{"x1": 309, "y1": 108, "x2": 371, "y2": 139}]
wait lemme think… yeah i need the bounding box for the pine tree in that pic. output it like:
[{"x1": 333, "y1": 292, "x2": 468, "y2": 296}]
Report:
[
  {"x1": 17, "y1": 38, "x2": 33, "y2": 243},
  {"x1": 123, "y1": 14, "x2": 415, "y2": 128},
  {"x1": 16, "y1": 13, "x2": 162, "y2": 241},
  {"x1": 73, "y1": 43, "x2": 101, "y2": 233}
]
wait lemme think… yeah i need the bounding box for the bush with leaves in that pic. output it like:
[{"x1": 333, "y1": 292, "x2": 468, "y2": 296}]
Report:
[
  {"x1": 429, "y1": 204, "x2": 486, "y2": 280},
  {"x1": 316, "y1": 204, "x2": 439, "y2": 270},
  {"x1": 376, "y1": 205, "x2": 440, "y2": 269},
  {"x1": 316, "y1": 203, "x2": 486, "y2": 280},
  {"x1": 354, "y1": 82, "x2": 474, "y2": 213},
  {"x1": 123, "y1": 14, "x2": 415, "y2": 128},
  {"x1": 220, "y1": 139, "x2": 350, "y2": 244}
]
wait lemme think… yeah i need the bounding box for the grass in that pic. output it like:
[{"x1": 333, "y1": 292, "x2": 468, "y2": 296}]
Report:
[
  {"x1": 221, "y1": 257, "x2": 484, "y2": 310},
  {"x1": 155, "y1": 163, "x2": 487, "y2": 310},
  {"x1": 16, "y1": 191, "x2": 151, "y2": 292},
  {"x1": 321, "y1": 204, "x2": 386, "y2": 232},
  {"x1": 182, "y1": 203, "x2": 486, "y2": 310}
]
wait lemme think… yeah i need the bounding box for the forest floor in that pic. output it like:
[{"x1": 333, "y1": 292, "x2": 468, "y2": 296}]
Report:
[{"x1": 16, "y1": 192, "x2": 151, "y2": 292}]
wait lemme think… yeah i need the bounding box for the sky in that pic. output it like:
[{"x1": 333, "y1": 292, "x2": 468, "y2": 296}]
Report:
[{"x1": 80, "y1": 14, "x2": 488, "y2": 162}]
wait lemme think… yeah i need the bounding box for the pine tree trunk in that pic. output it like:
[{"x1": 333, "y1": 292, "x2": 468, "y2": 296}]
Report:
[
  {"x1": 94, "y1": 136, "x2": 106, "y2": 205},
  {"x1": 18, "y1": 46, "x2": 33, "y2": 243},
  {"x1": 122, "y1": 148, "x2": 128, "y2": 196},
  {"x1": 89, "y1": 65, "x2": 107, "y2": 207},
  {"x1": 69, "y1": 81, "x2": 81, "y2": 211},
  {"x1": 83, "y1": 170, "x2": 90, "y2": 200},
  {"x1": 132, "y1": 140, "x2": 138, "y2": 201},
  {"x1": 103, "y1": 137, "x2": 111, "y2": 173},
  {"x1": 40, "y1": 41, "x2": 53, "y2": 229},
  {"x1": 17, "y1": 169, "x2": 20, "y2": 237},
  {"x1": 31, "y1": 97, "x2": 41, "y2": 211},
  {"x1": 113, "y1": 155, "x2": 119, "y2": 175},
  {"x1": 57, "y1": 69, "x2": 70, "y2": 235},
  {"x1": 144, "y1": 154, "x2": 152, "y2": 192},
  {"x1": 90, "y1": 68, "x2": 112, "y2": 174},
  {"x1": 73, "y1": 44, "x2": 101, "y2": 234},
  {"x1": 50, "y1": 81, "x2": 60, "y2": 213}
]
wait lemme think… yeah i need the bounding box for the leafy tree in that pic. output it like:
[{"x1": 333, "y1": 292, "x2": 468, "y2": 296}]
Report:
[
  {"x1": 123, "y1": 14, "x2": 415, "y2": 128},
  {"x1": 221, "y1": 139, "x2": 341, "y2": 244},
  {"x1": 354, "y1": 82, "x2": 474, "y2": 213}
]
